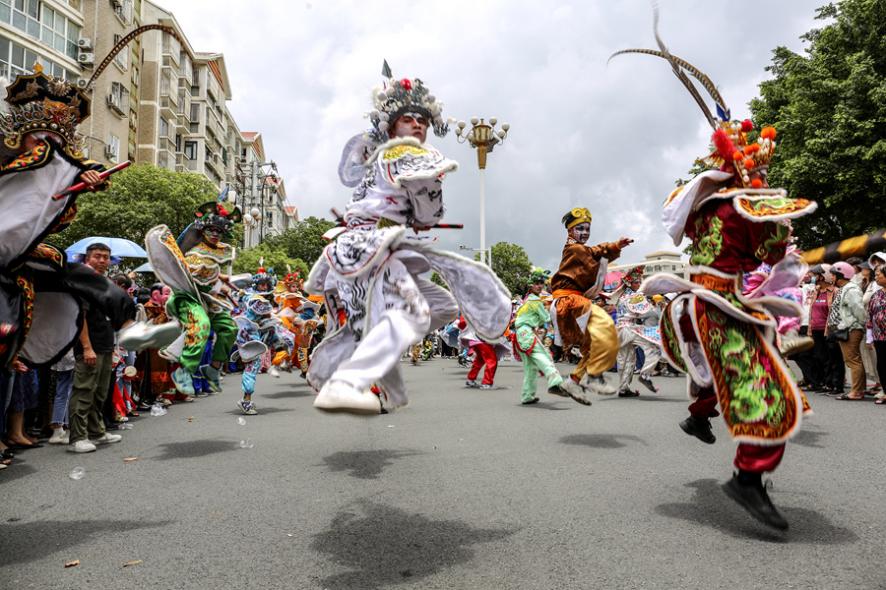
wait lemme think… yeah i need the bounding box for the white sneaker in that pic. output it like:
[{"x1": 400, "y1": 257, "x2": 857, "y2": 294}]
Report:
[
  {"x1": 90, "y1": 433, "x2": 122, "y2": 445},
  {"x1": 68, "y1": 440, "x2": 97, "y2": 453},
  {"x1": 269, "y1": 366, "x2": 281, "y2": 378},
  {"x1": 314, "y1": 380, "x2": 382, "y2": 415},
  {"x1": 49, "y1": 429, "x2": 69, "y2": 445}
]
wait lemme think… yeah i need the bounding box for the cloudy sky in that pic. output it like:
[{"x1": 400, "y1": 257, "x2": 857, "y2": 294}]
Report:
[{"x1": 162, "y1": 0, "x2": 821, "y2": 270}]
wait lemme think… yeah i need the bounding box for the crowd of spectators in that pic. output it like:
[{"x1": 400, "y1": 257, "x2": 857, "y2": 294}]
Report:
[
  {"x1": 795, "y1": 253, "x2": 886, "y2": 403},
  {"x1": 0, "y1": 243, "x2": 203, "y2": 473}
]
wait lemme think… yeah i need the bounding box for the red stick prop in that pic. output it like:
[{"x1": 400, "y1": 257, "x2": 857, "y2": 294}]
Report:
[{"x1": 52, "y1": 160, "x2": 132, "y2": 200}]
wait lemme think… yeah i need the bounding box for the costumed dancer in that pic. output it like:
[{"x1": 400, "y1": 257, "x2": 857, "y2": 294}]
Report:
[
  {"x1": 233, "y1": 294, "x2": 291, "y2": 415},
  {"x1": 144, "y1": 202, "x2": 241, "y2": 397},
  {"x1": 613, "y1": 265, "x2": 661, "y2": 397},
  {"x1": 0, "y1": 64, "x2": 156, "y2": 373},
  {"x1": 305, "y1": 61, "x2": 511, "y2": 414},
  {"x1": 274, "y1": 270, "x2": 320, "y2": 377},
  {"x1": 458, "y1": 317, "x2": 509, "y2": 390},
  {"x1": 550, "y1": 208, "x2": 632, "y2": 396},
  {"x1": 249, "y1": 264, "x2": 284, "y2": 378},
  {"x1": 612, "y1": 16, "x2": 818, "y2": 529},
  {"x1": 513, "y1": 269, "x2": 589, "y2": 405}
]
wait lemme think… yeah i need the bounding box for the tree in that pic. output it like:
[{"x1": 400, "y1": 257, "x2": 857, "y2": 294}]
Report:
[
  {"x1": 264, "y1": 216, "x2": 337, "y2": 265},
  {"x1": 430, "y1": 271, "x2": 449, "y2": 291},
  {"x1": 232, "y1": 243, "x2": 309, "y2": 277},
  {"x1": 749, "y1": 0, "x2": 886, "y2": 248},
  {"x1": 474, "y1": 241, "x2": 533, "y2": 296},
  {"x1": 48, "y1": 164, "x2": 218, "y2": 250}
]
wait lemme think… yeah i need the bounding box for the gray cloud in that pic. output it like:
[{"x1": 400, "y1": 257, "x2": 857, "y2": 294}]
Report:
[{"x1": 163, "y1": 0, "x2": 819, "y2": 269}]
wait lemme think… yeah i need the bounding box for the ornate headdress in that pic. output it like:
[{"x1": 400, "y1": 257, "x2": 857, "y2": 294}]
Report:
[
  {"x1": 608, "y1": 7, "x2": 778, "y2": 189},
  {"x1": 194, "y1": 201, "x2": 242, "y2": 236},
  {"x1": 1, "y1": 25, "x2": 178, "y2": 158},
  {"x1": 561, "y1": 207, "x2": 592, "y2": 229},
  {"x1": 251, "y1": 258, "x2": 276, "y2": 294},
  {"x1": 623, "y1": 265, "x2": 645, "y2": 285},
  {"x1": 529, "y1": 267, "x2": 550, "y2": 285},
  {"x1": 366, "y1": 60, "x2": 448, "y2": 143}
]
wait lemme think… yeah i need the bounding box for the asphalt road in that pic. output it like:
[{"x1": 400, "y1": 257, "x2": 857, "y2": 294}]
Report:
[{"x1": 2, "y1": 359, "x2": 885, "y2": 590}]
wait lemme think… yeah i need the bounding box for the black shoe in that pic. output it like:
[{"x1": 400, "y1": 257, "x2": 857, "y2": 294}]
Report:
[
  {"x1": 617, "y1": 389, "x2": 640, "y2": 398},
  {"x1": 638, "y1": 376, "x2": 659, "y2": 393},
  {"x1": 679, "y1": 416, "x2": 716, "y2": 444},
  {"x1": 722, "y1": 475, "x2": 789, "y2": 531},
  {"x1": 521, "y1": 397, "x2": 540, "y2": 405}
]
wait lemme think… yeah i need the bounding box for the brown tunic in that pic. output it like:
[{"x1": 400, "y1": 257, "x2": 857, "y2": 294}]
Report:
[{"x1": 550, "y1": 241, "x2": 621, "y2": 294}]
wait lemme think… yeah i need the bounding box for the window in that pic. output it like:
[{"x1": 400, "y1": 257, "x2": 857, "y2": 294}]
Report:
[
  {"x1": 190, "y1": 103, "x2": 200, "y2": 122},
  {"x1": 106, "y1": 134, "x2": 120, "y2": 162},
  {"x1": 0, "y1": 38, "x2": 76, "y2": 80},
  {"x1": 107, "y1": 81, "x2": 128, "y2": 115},
  {"x1": 113, "y1": 34, "x2": 128, "y2": 69},
  {"x1": 114, "y1": 0, "x2": 133, "y2": 25},
  {"x1": 184, "y1": 141, "x2": 197, "y2": 160},
  {"x1": 158, "y1": 117, "x2": 170, "y2": 139}
]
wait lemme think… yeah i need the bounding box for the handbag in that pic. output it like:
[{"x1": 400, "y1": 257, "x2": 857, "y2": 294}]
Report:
[{"x1": 829, "y1": 328, "x2": 849, "y2": 342}]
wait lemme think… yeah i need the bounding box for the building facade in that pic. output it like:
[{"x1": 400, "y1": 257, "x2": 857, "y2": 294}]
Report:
[
  {"x1": 0, "y1": 0, "x2": 293, "y2": 247},
  {"x1": 610, "y1": 250, "x2": 687, "y2": 279}
]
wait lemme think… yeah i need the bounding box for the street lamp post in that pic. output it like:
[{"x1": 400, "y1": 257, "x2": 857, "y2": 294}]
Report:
[{"x1": 455, "y1": 117, "x2": 510, "y2": 265}]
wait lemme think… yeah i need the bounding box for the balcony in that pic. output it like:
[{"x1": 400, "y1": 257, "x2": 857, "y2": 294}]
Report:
[
  {"x1": 159, "y1": 96, "x2": 176, "y2": 118},
  {"x1": 185, "y1": 159, "x2": 201, "y2": 172},
  {"x1": 158, "y1": 136, "x2": 175, "y2": 154}
]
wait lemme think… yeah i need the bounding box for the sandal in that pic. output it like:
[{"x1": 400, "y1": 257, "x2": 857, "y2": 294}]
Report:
[{"x1": 836, "y1": 394, "x2": 864, "y2": 401}]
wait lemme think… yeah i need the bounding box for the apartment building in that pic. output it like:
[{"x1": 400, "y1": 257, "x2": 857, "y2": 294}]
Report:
[
  {"x1": 79, "y1": 0, "x2": 140, "y2": 163},
  {"x1": 0, "y1": 0, "x2": 83, "y2": 85},
  {"x1": 0, "y1": 0, "x2": 293, "y2": 245},
  {"x1": 238, "y1": 131, "x2": 294, "y2": 247}
]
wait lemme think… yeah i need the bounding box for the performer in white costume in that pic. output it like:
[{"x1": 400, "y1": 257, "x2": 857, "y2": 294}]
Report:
[
  {"x1": 306, "y1": 62, "x2": 512, "y2": 415},
  {"x1": 613, "y1": 265, "x2": 661, "y2": 397}
]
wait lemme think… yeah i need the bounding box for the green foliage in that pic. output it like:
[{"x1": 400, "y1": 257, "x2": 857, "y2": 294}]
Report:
[
  {"x1": 233, "y1": 242, "x2": 308, "y2": 277},
  {"x1": 48, "y1": 164, "x2": 218, "y2": 250},
  {"x1": 474, "y1": 241, "x2": 533, "y2": 295},
  {"x1": 263, "y1": 216, "x2": 337, "y2": 264},
  {"x1": 749, "y1": 0, "x2": 886, "y2": 247},
  {"x1": 430, "y1": 271, "x2": 449, "y2": 291}
]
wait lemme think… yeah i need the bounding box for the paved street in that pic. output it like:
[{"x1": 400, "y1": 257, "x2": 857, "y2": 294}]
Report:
[{"x1": 2, "y1": 359, "x2": 885, "y2": 590}]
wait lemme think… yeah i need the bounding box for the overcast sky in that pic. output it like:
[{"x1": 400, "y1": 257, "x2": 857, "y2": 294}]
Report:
[{"x1": 162, "y1": 0, "x2": 821, "y2": 271}]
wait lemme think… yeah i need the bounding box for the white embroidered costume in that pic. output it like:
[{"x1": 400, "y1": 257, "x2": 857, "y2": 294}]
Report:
[{"x1": 305, "y1": 66, "x2": 511, "y2": 414}]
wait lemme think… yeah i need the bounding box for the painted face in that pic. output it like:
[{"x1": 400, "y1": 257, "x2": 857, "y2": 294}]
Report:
[
  {"x1": 569, "y1": 222, "x2": 591, "y2": 244},
  {"x1": 391, "y1": 113, "x2": 429, "y2": 143},
  {"x1": 529, "y1": 283, "x2": 544, "y2": 295},
  {"x1": 151, "y1": 286, "x2": 171, "y2": 305},
  {"x1": 203, "y1": 226, "x2": 222, "y2": 245}
]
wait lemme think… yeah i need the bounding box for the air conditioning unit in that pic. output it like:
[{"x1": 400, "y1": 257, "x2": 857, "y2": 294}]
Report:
[
  {"x1": 78, "y1": 53, "x2": 95, "y2": 66},
  {"x1": 77, "y1": 37, "x2": 92, "y2": 49},
  {"x1": 106, "y1": 94, "x2": 120, "y2": 109},
  {"x1": 76, "y1": 79, "x2": 89, "y2": 90}
]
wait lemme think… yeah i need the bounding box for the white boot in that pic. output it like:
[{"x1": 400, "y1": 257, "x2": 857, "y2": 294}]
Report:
[{"x1": 314, "y1": 380, "x2": 382, "y2": 415}]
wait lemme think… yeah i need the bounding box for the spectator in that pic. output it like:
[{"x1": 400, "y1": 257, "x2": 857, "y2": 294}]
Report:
[
  {"x1": 864, "y1": 252, "x2": 885, "y2": 393},
  {"x1": 831, "y1": 262, "x2": 866, "y2": 401},
  {"x1": 867, "y1": 266, "x2": 886, "y2": 405},
  {"x1": 68, "y1": 243, "x2": 123, "y2": 453},
  {"x1": 48, "y1": 350, "x2": 75, "y2": 444},
  {"x1": 823, "y1": 266, "x2": 846, "y2": 394},
  {"x1": 4, "y1": 362, "x2": 41, "y2": 449}
]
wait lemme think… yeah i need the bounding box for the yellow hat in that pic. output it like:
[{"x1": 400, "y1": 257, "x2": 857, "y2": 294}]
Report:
[
  {"x1": 652, "y1": 294, "x2": 664, "y2": 303},
  {"x1": 562, "y1": 207, "x2": 592, "y2": 229}
]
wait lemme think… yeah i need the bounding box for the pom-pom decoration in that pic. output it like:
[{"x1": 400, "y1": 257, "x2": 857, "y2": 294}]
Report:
[
  {"x1": 760, "y1": 126, "x2": 777, "y2": 140},
  {"x1": 712, "y1": 128, "x2": 738, "y2": 161},
  {"x1": 743, "y1": 144, "x2": 760, "y2": 155},
  {"x1": 741, "y1": 119, "x2": 754, "y2": 132},
  {"x1": 400, "y1": 78, "x2": 412, "y2": 91},
  {"x1": 750, "y1": 178, "x2": 763, "y2": 188},
  {"x1": 743, "y1": 158, "x2": 756, "y2": 170}
]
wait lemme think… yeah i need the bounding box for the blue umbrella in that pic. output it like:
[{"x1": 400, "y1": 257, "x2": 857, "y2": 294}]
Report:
[{"x1": 66, "y1": 237, "x2": 147, "y2": 259}]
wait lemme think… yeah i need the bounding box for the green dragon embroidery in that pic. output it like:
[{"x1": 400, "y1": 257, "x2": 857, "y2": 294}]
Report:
[{"x1": 689, "y1": 215, "x2": 723, "y2": 266}]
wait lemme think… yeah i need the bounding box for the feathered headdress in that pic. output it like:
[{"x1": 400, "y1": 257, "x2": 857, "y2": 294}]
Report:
[
  {"x1": 608, "y1": 5, "x2": 777, "y2": 189},
  {"x1": 194, "y1": 201, "x2": 242, "y2": 236},
  {"x1": 366, "y1": 60, "x2": 448, "y2": 143}
]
